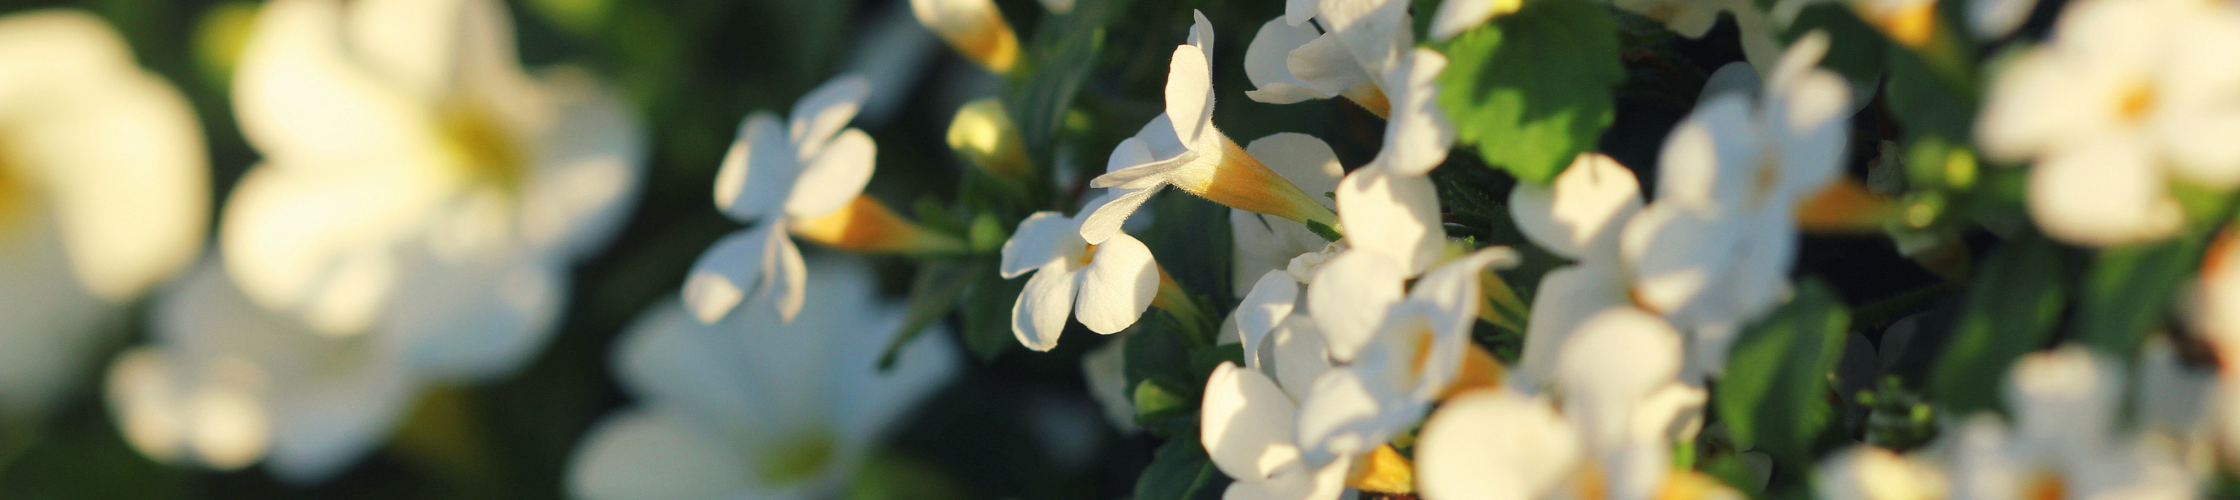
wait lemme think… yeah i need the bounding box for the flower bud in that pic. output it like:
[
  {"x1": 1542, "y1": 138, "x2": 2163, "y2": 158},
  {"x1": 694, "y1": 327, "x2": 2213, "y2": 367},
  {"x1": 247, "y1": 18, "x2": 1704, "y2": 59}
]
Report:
[
  {"x1": 946, "y1": 98, "x2": 1031, "y2": 180},
  {"x1": 910, "y1": 0, "x2": 1021, "y2": 73}
]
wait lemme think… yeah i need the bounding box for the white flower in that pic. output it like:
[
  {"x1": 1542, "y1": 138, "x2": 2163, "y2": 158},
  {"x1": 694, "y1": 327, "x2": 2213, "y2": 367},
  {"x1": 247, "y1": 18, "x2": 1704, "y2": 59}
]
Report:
[
  {"x1": 109, "y1": 258, "x2": 417, "y2": 483},
  {"x1": 221, "y1": 0, "x2": 644, "y2": 380},
  {"x1": 909, "y1": 0, "x2": 1021, "y2": 72},
  {"x1": 1975, "y1": 0, "x2": 2240, "y2": 247},
  {"x1": 1968, "y1": 0, "x2": 2040, "y2": 39},
  {"x1": 1087, "y1": 11, "x2": 1342, "y2": 245},
  {"x1": 1613, "y1": 0, "x2": 1783, "y2": 72},
  {"x1": 1940, "y1": 346, "x2": 2195, "y2": 500},
  {"x1": 1000, "y1": 193, "x2": 1163, "y2": 351},
  {"x1": 687, "y1": 76, "x2": 968, "y2": 325},
  {"x1": 1231, "y1": 133, "x2": 1344, "y2": 298},
  {"x1": 1244, "y1": 7, "x2": 1453, "y2": 177},
  {"x1": 1294, "y1": 247, "x2": 1518, "y2": 465},
  {"x1": 1507, "y1": 153, "x2": 1644, "y2": 388},
  {"x1": 0, "y1": 9, "x2": 206, "y2": 417},
  {"x1": 1414, "y1": 307, "x2": 1718, "y2": 500},
  {"x1": 1622, "y1": 32, "x2": 1850, "y2": 378},
  {"x1": 1428, "y1": 0, "x2": 1523, "y2": 42},
  {"x1": 568, "y1": 258, "x2": 959, "y2": 500},
  {"x1": 1201, "y1": 319, "x2": 1351, "y2": 500},
  {"x1": 1815, "y1": 446, "x2": 1948, "y2": 500},
  {"x1": 1333, "y1": 156, "x2": 1448, "y2": 277}
]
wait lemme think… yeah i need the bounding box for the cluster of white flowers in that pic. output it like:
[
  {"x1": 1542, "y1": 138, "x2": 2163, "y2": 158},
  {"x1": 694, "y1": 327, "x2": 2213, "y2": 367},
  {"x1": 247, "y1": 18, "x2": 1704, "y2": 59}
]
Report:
[{"x1": 7, "y1": 0, "x2": 2240, "y2": 496}]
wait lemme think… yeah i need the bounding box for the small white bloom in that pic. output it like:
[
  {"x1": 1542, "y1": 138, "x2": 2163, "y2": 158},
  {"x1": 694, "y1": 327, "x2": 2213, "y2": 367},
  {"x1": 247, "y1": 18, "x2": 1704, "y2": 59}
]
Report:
[
  {"x1": 1202, "y1": 306, "x2": 1347, "y2": 499},
  {"x1": 1414, "y1": 308, "x2": 1717, "y2": 500},
  {"x1": 1294, "y1": 247, "x2": 1518, "y2": 465},
  {"x1": 1941, "y1": 346, "x2": 2196, "y2": 500},
  {"x1": 1000, "y1": 193, "x2": 1162, "y2": 351},
  {"x1": 1975, "y1": 0, "x2": 2240, "y2": 246},
  {"x1": 1089, "y1": 11, "x2": 1342, "y2": 245},
  {"x1": 1815, "y1": 446, "x2": 1948, "y2": 500},
  {"x1": 1507, "y1": 153, "x2": 1644, "y2": 387},
  {"x1": 568, "y1": 258, "x2": 959, "y2": 500},
  {"x1": 222, "y1": 0, "x2": 644, "y2": 380},
  {"x1": 109, "y1": 258, "x2": 417, "y2": 483},
  {"x1": 0, "y1": 9, "x2": 206, "y2": 417},
  {"x1": 687, "y1": 75, "x2": 919, "y2": 324},
  {"x1": 1244, "y1": 11, "x2": 1453, "y2": 177},
  {"x1": 1622, "y1": 32, "x2": 1851, "y2": 378}
]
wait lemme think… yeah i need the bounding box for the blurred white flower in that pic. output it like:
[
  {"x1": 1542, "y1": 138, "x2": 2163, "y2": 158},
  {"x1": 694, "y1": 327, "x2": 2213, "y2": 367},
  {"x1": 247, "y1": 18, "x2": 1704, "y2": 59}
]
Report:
[
  {"x1": 1622, "y1": 32, "x2": 1850, "y2": 378},
  {"x1": 1427, "y1": 0, "x2": 1522, "y2": 42},
  {"x1": 909, "y1": 0, "x2": 1020, "y2": 73},
  {"x1": 1975, "y1": 0, "x2": 2240, "y2": 246},
  {"x1": 110, "y1": 258, "x2": 417, "y2": 483},
  {"x1": 1333, "y1": 161, "x2": 1447, "y2": 277},
  {"x1": 1414, "y1": 308, "x2": 1721, "y2": 500},
  {"x1": 1000, "y1": 193, "x2": 1162, "y2": 350},
  {"x1": 1507, "y1": 153, "x2": 1643, "y2": 388},
  {"x1": 1295, "y1": 247, "x2": 1516, "y2": 465},
  {"x1": 1202, "y1": 352, "x2": 1351, "y2": 500},
  {"x1": 1613, "y1": 0, "x2": 1782, "y2": 72},
  {"x1": 568, "y1": 258, "x2": 959, "y2": 500},
  {"x1": 1081, "y1": 335, "x2": 1137, "y2": 433},
  {"x1": 1815, "y1": 446, "x2": 1948, "y2": 500},
  {"x1": 1941, "y1": 346, "x2": 2195, "y2": 500},
  {"x1": 0, "y1": 9, "x2": 206, "y2": 417},
  {"x1": 222, "y1": 0, "x2": 643, "y2": 381},
  {"x1": 1088, "y1": 11, "x2": 1343, "y2": 245},
  {"x1": 1230, "y1": 133, "x2": 1343, "y2": 298},
  {"x1": 1968, "y1": 0, "x2": 2039, "y2": 39}
]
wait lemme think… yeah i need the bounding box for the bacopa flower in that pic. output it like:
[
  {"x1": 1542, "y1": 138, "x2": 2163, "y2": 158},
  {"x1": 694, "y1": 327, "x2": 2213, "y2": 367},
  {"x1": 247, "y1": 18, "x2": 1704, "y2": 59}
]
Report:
[
  {"x1": 1086, "y1": 11, "x2": 1342, "y2": 245},
  {"x1": 569, "y1": 258, "x2": 959, "y2": 500},
  {"x1": 1507, "y1": 153, "x2": 1645, "y2": 387},
  {"x1": 1975, "y1": 0, "x2": 2240, "y2": 246},
  {"x1": 110, "y1": 258, "x2": 417, "y2": 483},
  {"x1": 1000, "y1": 193, "x2": 1165, "y2": 351},
  {"x1": 1415, "y1": 308, "x2": 1719, "y2": 500},
  {"x1": 1230, "y1": 133, "x2": 1344, "y2": 298},
  {"x1": 221, "y1": 0, "x2": 644, "y2": 381},
  {"x1": 0, "y1": 9, "x2": 206, "y2": 417},
  {"x1": 1294, "y1": 246, "x2": 1517, "y2": 466},
  {"x1": 1815, "y1": 446, "x2": 1949, "y2": 500},
  {"x1": 1245, "y1": 4, "x2": 1453, "y2": 178},
  {"x1": 1201, "y1": 322, "x2": 1349, "y2": 500},
  {"x1": 1939, "y1": 346, "x2": 2195, "y2": 500},
  {"x1": 1622, "y1": 32, "x2": 1851, "y2": 377},
  {"x1": 685, "y1": 75, "x2": 966, "y2": 324}
]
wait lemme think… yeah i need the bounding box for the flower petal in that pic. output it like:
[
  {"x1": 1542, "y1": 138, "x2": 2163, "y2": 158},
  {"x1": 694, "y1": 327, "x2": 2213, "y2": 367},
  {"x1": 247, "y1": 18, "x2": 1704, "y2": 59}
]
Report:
[
  {"x1": 784, "y1": 128, "x2": 877, "y2": 219},
  {"x1": 2025, "y1": 134, "x2": 2181, "y2": 246},
  {"x1": 680, "y1": 223, "x2": 803, "y2": 324},
  {"x1": 1374, "y1": 48, "x2": 1453, "y2": 177},
  {"x1": 1001, "y1": 211, "x2": 1083, "y2": 278},
  {"x1": 1237, "y1": 270, "x2": 1301, "y2": 366},
  {"x1": 1285, "y1": 33, "x2": 1372, "y2": 99},
  {"x1": 565, "y1": 408, "x2": 759, "y2": 500},
  {"x1": 1293, "y1": 367, "x2": 1392, "y2": 467},
  {"x1": 1306, "y1": 250, "x2": 1405, "y2": 361},
  {"x1": 1513, "y1": 264, "x2": 1629, "y2": 389},
  {"x1": 1245, "y1": 133, "x2": 1345, "y2": 203},
  {"x1": 1075, "y1": 233, "x2": 1159, "y2": 334},
  {"x1": 1269, "y1": 316, "x2": 1334, "y2": 401},
  {"x1": 789, "y1": 75, "x2": 870, "y2": 158},
  {"x1": 1245, "y1": 18, "x2": 1332, "y2": 105},
  {"x1": 1508, "y1": 152, "x2": 1642, "y2": 260},
  {"x1": 1012, "y1": 264, "x2": 1078, "y2": 351},
  {"x1": 1165, "y1": 43, "x2": 1216, "y2": 146},
  {"x1": 233, "y1": 0, "x2": 433, "y2": 169},
  {"x1": 1077, "y1": 187, "x2": 1158, "y2": 245},
  {"x1": 1555, "y1": 307, "x2": 1683, "y2": 451},
  {"x1": 1336, "y1": 166, "x2": 1446, "y2": 276},
  {"x1": 1416, "y1": 389, "x2": 1579, "y2": 500},
  {"x1": 1202, "y1": 362, "x2": 1304, "y2": 481},
  {"x1": 1656, "y1": 93, "x2": 1759, "y2": 209},
  {"x1": 519, "y1": 68, "x2": 646, "y2": 259},
  {"x1": 713, "y1": 112, "x2": 798, "y2": 221},
  {"x1": 382, "y1": 251, "x2": 565, "y2": 382}
]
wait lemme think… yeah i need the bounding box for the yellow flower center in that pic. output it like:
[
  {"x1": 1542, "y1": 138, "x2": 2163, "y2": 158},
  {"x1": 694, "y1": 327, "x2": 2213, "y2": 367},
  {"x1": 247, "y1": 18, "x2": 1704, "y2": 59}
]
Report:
[
  {"x1": 757, "y1": 429, "x2": 837, "y2": 485},
  {"x1": 2116, "y1": 80, "x2": 2156, "y2": 124},
  {"x1": 0, "y1": 148, "x2": 31, "y2": 240},
  {"x1": 437, "y1": 102, "x2": 527, "y2": 195},
  {"x1": 1078, "y1": 243, "x2": 1098, "y2": 267},
  {"x1": 2026, "y1": 470, "x2": 2067, "y2": 500},
  {"x1": 1344, "y1": 444, "x2": 1416, "y2": 494}
]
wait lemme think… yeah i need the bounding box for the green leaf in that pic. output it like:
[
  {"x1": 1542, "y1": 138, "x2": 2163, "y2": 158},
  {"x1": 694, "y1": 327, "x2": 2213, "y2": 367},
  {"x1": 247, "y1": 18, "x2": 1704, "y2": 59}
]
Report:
[
  {"x1": 1006, "y1": 0, "x2": 1110, "y2": 161},
  {"x1": 962, "y1": 261, "x2": 1027, "y2": 362},
  {"x1": 1715, "y1": 280, "x2": 1851, "y2": 464},
  {"x1": 882, "y1": 259, "x2": 982, "y2": 369},
  {"x1": 1436, "y1": 0, "x2": 1623, "y2": 184},
  {"x1": 1125, "y1": 318, "x2": 1202, "y2": 437},
  {"x1": 1134, "y1": 437, "x2": 1223, "y2": 500},
  {"x1": 1929, "y1": 235, "x2": 2069, "y2": 415},
  {"x1": 2075, "y1": 229, "x2": 2214, "y2": 360}
]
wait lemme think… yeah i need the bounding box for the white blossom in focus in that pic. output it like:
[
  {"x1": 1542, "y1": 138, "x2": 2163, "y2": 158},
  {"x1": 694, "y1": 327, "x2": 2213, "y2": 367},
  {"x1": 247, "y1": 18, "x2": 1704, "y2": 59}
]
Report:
[
  {"x1": 568, "y1": 258, "x2": 959, "y2": 500},
  {"x1": 0, "y1": 9, "x2": 207, "y2": 417},
  {"x1": 1231, "y1": 133, "x2": 1343, "y2": 298},
  {"x1": 1975, "y1": 0, "x2": 2240, "y2": 247},
  {"x1": 1201, "y1": 325, "x2": 1351, "y2": 500},
  {"x1": 1000, "y1": 193, "x2": 1162, "y2": 351}
]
